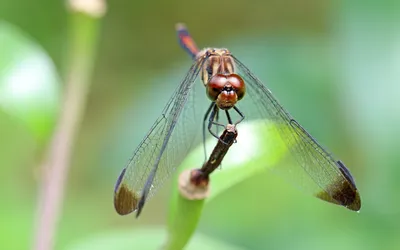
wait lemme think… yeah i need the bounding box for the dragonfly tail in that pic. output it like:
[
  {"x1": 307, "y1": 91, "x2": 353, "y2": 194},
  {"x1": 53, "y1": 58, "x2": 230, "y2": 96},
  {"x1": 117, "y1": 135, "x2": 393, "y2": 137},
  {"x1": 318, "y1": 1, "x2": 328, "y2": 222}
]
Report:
[{"x1": 176, "y1": 23, "x2": 199, "y2": 58}]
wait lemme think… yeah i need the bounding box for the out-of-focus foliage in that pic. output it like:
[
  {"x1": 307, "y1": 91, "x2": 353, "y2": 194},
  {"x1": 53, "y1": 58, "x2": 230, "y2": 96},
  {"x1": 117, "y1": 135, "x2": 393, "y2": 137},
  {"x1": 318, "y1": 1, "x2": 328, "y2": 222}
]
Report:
[
  {"x1": 0, "y1": 0, "x2": 399, "y2": 249},
  {"x1": 65, "y1": 227, "x2": 245, "y2": 250},
  {"x1": 0, "y1": 22, "x2": 60, "y2": 140}
]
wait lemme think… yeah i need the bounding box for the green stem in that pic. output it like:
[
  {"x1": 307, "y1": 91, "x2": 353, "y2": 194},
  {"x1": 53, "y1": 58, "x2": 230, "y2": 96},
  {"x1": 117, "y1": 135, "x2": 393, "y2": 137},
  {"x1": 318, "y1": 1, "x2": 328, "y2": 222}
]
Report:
[
  {"x1": 32, "y1": 4, "x2": 104, "y2": 250},
  {"x1": 165, "y1": 170, "x2": 206, "y2": 250}
]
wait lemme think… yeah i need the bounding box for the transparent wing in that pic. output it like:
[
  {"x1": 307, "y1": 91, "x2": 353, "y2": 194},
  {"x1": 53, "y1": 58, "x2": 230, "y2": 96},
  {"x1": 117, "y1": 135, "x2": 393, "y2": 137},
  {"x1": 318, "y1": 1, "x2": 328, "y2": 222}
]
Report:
[
  {"x1": 232, "y1": 55, "x2": 361, "y2": 211},
  {"x1": 114, "y1": 57, "x2": 208, "y2": 215}
]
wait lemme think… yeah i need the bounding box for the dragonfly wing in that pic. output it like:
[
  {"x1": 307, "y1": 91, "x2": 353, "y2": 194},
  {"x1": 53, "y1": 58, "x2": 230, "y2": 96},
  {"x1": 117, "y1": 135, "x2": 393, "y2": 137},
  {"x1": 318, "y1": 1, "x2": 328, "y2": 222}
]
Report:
[
  {"x1": 232, "y1": 55, "x2": 361, "y2": 211},
  {"x1": 114, "y1": 57, "x2": 206, "y2": 215}
]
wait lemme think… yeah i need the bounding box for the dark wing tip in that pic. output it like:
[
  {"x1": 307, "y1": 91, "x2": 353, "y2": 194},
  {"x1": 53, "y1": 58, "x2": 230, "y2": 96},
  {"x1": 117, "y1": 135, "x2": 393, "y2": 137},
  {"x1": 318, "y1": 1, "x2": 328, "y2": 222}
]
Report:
[
  {"x1": 114, "y1": 183, "x2": 139, "y2": 215},
  {"x1": 336, "y1": 160, "x2": 361, "y2": 211},
  {"x1": 345, "y1": 190, "x2": 361, "y2": 211},
  {"x1": 316, "y1": 171, "x2": 361, "y2": 212}
]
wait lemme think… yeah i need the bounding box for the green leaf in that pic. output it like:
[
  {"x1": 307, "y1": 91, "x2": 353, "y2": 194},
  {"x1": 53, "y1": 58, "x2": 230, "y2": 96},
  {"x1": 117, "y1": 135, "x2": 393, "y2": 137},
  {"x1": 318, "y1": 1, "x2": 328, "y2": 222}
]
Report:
[
  {"x1": 0, "y1": 21, "x2": 61, "y2": 140},
  {"x1": 166, "y1": 120, "x2": 288, "y2": 249}
]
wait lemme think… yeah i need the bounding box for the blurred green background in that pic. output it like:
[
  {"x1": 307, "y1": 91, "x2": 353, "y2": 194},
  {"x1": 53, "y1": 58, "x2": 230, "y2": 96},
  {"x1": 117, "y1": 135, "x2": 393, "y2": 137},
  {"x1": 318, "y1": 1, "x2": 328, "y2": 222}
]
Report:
[{"x1": 1, "y1": 0, "x2": 399, "y2": 249}]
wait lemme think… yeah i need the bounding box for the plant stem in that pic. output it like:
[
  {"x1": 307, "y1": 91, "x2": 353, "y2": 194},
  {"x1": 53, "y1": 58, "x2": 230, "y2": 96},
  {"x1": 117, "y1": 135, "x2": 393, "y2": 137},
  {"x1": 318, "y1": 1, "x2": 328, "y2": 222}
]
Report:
[
  {"x1": 165, "y1": 125, "x2": 237, "y2": 250},
  {"x1": 32, "y1": 2, "x2": 105, "y2": 250}
]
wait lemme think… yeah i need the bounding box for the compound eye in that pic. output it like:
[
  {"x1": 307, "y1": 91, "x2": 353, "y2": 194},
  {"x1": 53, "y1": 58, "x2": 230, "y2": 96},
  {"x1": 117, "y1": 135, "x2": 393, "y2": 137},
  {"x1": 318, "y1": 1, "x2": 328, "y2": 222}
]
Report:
[
  {"x1": 227, "y1": 74, "x2": 246, "y2": 100},
  {"x1": 206, "y1": 74, "x2": 227, "y2": 101}
]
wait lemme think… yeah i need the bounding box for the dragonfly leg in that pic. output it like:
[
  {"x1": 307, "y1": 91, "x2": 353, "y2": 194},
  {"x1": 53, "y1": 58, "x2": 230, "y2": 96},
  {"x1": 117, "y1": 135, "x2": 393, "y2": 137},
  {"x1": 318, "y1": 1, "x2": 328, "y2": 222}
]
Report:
[
  {"x1": 227, "y1": 106, "x2": 245, "y2": 143},
  {"x1": 233, "y1": 106, "x2": 245, "y2": 125},
  {"x1": 203, "y1": 103, "x2": 215, "y2": 161},
  {"x1": 225, "y1": 110, "x2": 233, "y2": 124},
  {"x1": 208, "y1": 104, "x2": 228, "y2": 145},
  {"x1": 215, "y1": 107, "x2": 220, "y2": 135}
]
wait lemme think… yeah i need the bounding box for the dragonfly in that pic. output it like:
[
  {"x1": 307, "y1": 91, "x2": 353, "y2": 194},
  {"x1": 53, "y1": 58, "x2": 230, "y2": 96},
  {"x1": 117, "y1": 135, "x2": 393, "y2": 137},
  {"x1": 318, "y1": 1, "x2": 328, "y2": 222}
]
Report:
[{"x1": 114, "y1": 23, "x2": 361, "y2": 217}]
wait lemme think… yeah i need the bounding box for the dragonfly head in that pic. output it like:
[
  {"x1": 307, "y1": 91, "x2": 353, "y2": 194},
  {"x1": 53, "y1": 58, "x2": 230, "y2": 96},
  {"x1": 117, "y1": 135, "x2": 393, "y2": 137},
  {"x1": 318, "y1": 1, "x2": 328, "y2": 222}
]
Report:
[
  {"x1": 206, "y1": 73, "x2": 245, "y2": 110},
  {"x1": 199, "y1": 48, "x2": 246, "y2": 110}
]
